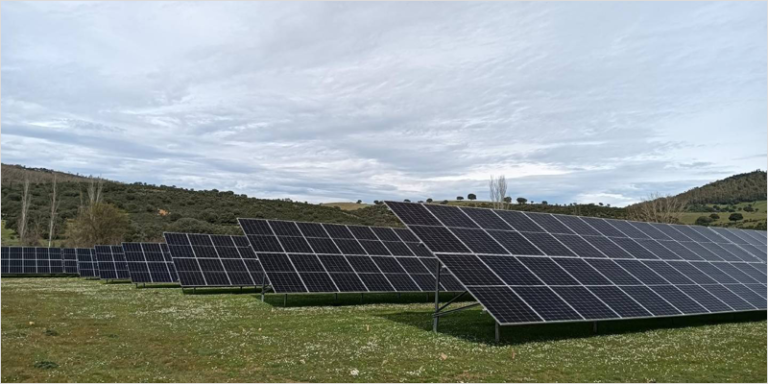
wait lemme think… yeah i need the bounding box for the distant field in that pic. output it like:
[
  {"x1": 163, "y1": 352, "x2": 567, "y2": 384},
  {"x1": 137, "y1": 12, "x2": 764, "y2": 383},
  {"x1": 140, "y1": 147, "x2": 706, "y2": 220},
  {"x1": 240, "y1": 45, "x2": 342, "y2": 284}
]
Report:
[
  {"x1": 320, "y1": 202, "x2": 372, "y2": 211},
  {"x1": 679, "y1": 201, "x2": 767, "y2": 227},
  {"x1": 2, "y1": 278, "x2": 766, "y2": 382}
]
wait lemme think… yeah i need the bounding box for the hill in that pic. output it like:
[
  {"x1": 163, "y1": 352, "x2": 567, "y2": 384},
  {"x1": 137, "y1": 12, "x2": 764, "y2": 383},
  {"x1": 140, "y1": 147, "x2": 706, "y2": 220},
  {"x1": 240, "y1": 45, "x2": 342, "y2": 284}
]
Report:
[
  {"x1": 2, "y1": 164, "x2": 764, "y2": 246},
  {"x1": 0, "y1": 164, "x2": 401, "y2": 245},
  {"x1": 677, "y1": 170, "x2": 766, "y2": 207}
]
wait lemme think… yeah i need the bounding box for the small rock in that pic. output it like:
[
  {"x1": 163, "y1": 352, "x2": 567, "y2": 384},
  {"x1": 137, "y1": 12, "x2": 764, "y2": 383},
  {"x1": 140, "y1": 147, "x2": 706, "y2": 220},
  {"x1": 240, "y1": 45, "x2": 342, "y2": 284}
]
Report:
[{"x1": 350, "y1": 368, "x2": 359, "y2": 376}]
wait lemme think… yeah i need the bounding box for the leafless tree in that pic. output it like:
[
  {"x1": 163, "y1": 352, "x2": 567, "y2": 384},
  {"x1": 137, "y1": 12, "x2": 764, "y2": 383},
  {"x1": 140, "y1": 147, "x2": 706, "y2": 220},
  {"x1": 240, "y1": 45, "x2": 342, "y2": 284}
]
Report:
[
  {"x1": 47, "y1": 175, "x2": 62, "y2": 247},
  {"x1": 489, "y1": 175, "x2": 508, "y2": 209},
  {"x1": 18, "y1": 172, "x2": 32, "y2": 245},
  {"x1": 628, "y1": 192, "x2": 687, "y2": 223}
]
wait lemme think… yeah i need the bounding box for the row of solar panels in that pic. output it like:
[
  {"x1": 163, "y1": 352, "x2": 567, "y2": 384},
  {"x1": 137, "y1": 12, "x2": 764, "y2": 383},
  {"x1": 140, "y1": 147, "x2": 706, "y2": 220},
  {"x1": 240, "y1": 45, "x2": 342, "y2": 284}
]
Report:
[
  {"x1": 385, "y1": 202, "x2": 767, "y2": 325},
  {"x1": 3, "y1": 211, "x2": 766, "y2": 327}
]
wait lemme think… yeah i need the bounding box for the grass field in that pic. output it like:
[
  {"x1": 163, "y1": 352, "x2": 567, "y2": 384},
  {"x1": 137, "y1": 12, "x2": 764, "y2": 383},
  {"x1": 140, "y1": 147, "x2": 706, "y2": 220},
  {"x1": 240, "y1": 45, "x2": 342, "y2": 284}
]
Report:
[
  {"x1": 320, "y1": 202, "x2": 372, "y2": 211},
  {"x1": 679, "y1": 201, "x2": 767, "y2": 227},
  {"x1": 2, "y1": 278, "x2": 766, "y2": 382}
]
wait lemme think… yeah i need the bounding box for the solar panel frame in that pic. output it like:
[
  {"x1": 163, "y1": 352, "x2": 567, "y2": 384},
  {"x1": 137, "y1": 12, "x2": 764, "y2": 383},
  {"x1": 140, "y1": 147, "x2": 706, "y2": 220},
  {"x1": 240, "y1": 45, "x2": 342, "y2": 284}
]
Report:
[{"x1": 386, "y1": 202, "x2": 766, "y2": 326}]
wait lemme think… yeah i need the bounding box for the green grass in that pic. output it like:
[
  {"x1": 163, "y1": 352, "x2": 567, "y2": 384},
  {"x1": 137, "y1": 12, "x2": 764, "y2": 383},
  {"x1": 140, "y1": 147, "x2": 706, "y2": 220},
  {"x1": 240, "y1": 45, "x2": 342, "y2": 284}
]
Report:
[
  {"x1": 2, "y1": 279, "x2": 766, "y2": 382},
  {"x1": 2, "y1": 220, "x2": 20, "y2": 246},
  {"x1": 679, "y1": 201, "x2": 767, "y2": 227}
]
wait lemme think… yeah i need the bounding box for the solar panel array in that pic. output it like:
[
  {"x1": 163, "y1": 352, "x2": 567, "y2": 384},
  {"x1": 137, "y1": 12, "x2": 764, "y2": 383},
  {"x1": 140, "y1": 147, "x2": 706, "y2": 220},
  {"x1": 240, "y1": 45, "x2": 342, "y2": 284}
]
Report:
[
  {"x1": 76, "y1": 248, "x2": 99, "y2": 278},
  {"x1": 163, "y1": 233, "x2": 265, "y2": 288},
  {"x1": 1, "y1": 247, "x2": 81, "y2": 275},
  {"x1": 122, "y1": 243, "x2": 179, "y2": 283},
  {"x1": 237, "y1": 219, "x2": 464, "y2": 294},
  {"x1": 387, "y1": 202, "x2": 766, "y2": 325},
  {"x1": 94, "y1": 245, "x2": 130, "y2": 280}
]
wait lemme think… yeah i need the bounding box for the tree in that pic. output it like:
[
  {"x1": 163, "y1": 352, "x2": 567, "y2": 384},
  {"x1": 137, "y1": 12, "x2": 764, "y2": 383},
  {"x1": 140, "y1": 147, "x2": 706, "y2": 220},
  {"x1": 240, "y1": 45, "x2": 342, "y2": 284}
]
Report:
[
  {"x1": 18, "y1": 171, "x2": 33, "y2": 245},
  {"x1": 503, "y1": 196, "x2": 512, "y2": 204},
  {"x1": 456, "y1": 196, "x2": 464, "y2": 201},
  {"x1": 488, "y1": 175, "x2": 508, "y2": 209},
  {"x1": 729, "y1": 213, "x2": 744, "y2": 221},
  {"x1": 467, "y1": 193, "x2": 477, "y2": 201},
  {"x1": 695, "y1": 216, "x2": 713, "y2": 226},
  {"x1": 709, "y1": 213, "x2": 720, "y2": 220},
  {"x1": 47, "y1": 174, "x2": 62, "y2": 247},
  {"x1": 404, "y1": 199, "x2": 411, "y2": 203},
  {"x1": 541, "y1": 200, "x2": 548, "y2": 206},
  {"x1": 356, "y1": 200, "x2": 362, "y2": 204},
  {"x1": 516, "y1": 197, "x2": 527, "y2": 205},
  {"x1": 744, "y1": 205, "x2": 754, "y2": 212},
  {"x1": 627, "y1": 192, "x2": 687, "y2": 224},
  {"x1": 426, "y1": 198, "x2": 433, "y2": 203},
  {"x1": 64, "y1": 202, "x2": 131, "y2": 247}
]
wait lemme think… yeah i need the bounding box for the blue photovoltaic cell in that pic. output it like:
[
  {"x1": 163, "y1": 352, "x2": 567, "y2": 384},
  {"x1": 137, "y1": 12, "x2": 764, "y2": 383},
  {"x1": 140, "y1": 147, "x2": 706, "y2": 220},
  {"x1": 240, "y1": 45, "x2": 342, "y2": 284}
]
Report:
[
  {"x1": 481, "y1": 256, "x2": 544, "y2": 286},
  {"x1": 512, "y1": 286, "x2": 583, "y2": 321}
]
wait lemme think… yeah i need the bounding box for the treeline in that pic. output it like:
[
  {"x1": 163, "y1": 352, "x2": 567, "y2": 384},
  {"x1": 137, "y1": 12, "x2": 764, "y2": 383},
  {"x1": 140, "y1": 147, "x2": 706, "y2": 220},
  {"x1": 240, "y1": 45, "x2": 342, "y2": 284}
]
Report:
[
  {"x1": 678, "y1": 170, "x2": 767, "y2": 207},
  {"x1": 1, "y1": 167, "x2": 402, "y2": 246}
]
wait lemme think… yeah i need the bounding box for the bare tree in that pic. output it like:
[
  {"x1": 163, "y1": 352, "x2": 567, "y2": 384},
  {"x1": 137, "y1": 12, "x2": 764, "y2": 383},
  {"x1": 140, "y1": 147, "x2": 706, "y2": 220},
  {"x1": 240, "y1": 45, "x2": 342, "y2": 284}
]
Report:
[
  {"x1": 47, "y1": 175, "x2": 62, "y2": 247},
  {"x1": 488, "y1": 175, "x2": 508, "y2": 209},
  {"x1": 18, "y1": 172, "x2": 32, "y2": 245},
  {"x1": 628, "y1": 192, "x2": 687, "y2": 223}
]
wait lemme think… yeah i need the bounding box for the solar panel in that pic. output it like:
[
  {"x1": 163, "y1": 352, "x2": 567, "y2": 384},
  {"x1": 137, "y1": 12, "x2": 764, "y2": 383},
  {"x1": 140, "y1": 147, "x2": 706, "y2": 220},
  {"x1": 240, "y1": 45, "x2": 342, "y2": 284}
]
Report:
[
  {"x1": 386, "y1": 201, "x2": 766, "y2": 326},
  {"x1": 76, "y1": 248, "x2": 99, "y2": 278},
  {"x1": 61, "y1": 248, "x2": 79, "y2": 274},
  {"x1": 122, "y1": 243, "x2": 178, "y2": 284},
  {"x1": 237, "y1": 219, "x2": 463, "y2": 294},
  {"x1": 163, "y1": 233, "x2": 265, "y2": 288},
  {"x1": 1, "y1": 247, "x2": 8, "y2": 274},
  {"x1": 0, "y1": 247, "x2": 78, "y2": 275},
  {"x1": 94, "y1": 245, "x2": 130, "y2": 280}
]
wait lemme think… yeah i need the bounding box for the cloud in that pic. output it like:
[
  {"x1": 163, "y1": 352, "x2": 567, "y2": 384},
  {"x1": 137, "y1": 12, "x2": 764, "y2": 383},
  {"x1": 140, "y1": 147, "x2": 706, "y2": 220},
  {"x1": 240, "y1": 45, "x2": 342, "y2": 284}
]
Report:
[{"x1": 1, "y1": 2, "x2": 766, "y2": 205}]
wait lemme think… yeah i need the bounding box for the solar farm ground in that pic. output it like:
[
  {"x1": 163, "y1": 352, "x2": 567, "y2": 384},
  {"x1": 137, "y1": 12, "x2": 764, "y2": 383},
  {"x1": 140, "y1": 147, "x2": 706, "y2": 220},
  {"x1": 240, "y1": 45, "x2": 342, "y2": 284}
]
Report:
[{"x1": 2, "y1": 278, "x2": 766, "y2": 383}]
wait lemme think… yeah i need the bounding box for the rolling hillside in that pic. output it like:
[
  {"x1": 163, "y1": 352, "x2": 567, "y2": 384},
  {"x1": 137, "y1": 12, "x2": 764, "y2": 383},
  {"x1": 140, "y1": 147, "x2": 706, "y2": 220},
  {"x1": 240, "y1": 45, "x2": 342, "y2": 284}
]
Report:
[
  {"x1": 1, "y1": 164, "x2": 764, "y2": 246},
  {"x1": 0, "y1": 164, "x2": 401, "y2": 246}
]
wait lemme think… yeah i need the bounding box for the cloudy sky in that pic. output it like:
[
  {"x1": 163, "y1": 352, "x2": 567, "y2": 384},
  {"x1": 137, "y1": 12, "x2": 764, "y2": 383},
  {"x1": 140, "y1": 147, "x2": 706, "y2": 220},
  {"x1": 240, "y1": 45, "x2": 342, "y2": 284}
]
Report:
[{"x1": 2, "y1": 2, "x2": 766, "y2": 206}]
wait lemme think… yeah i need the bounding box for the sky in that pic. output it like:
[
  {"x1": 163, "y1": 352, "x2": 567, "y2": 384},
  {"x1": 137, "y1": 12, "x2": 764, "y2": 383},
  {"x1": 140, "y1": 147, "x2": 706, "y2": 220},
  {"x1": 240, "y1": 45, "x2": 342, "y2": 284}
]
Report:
[{"x1": 2, "y1": 2, "x2": 766, "y2": 206}]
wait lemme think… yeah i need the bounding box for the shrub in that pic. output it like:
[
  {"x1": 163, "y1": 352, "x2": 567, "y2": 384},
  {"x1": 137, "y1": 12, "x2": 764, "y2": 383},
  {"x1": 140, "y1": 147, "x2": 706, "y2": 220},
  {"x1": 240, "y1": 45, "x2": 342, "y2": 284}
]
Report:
[
  {"x1": 709, "y1": 213, "x2": 720, "y2": 220},
  {"x1": 729, "y1": 213, "x2": 744, "y2": 221},
  {"x1": 695, "y1": 216, "x2": 713, "y2": 226}
]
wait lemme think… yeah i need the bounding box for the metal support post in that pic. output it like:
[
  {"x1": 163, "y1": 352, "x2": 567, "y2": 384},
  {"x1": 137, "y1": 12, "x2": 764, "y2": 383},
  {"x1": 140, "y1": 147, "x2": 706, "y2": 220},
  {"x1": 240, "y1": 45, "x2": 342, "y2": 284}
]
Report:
[
  {"x1": 495, "y1": 322, "x2": 500, "y2": 343},
  {"x1": 433, "y1": 262, "x2": 442, "y2": 333},
  {"x1": 284, "y1": 294, "x2": 287, "y2": 306},
  {"x1": 260, "y1": 274, "x2": 267, "y2": 302},
  {"x1": 593, "y1": 322, "x2": 598, "y2": 334}
]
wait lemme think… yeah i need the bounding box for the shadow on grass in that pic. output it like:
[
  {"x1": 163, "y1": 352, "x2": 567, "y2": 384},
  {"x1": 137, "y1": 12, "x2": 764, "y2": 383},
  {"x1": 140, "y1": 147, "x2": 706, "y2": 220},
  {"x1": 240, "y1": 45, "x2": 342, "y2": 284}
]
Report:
[
  {"x1": 134, "y1": 283, "x2": 182, "y2": 289},
  {"x1": 181, "y1": 286, "x2": 262, "y2": 295},
  {"x1": 0, "y1": 274, "x2": 79, "y2": 278},
  {"x1": 103, "y1": 280, "x2": 133, "y2": 284},
  {"x1": 378, "y1": 308, "x2": 767, "y2": 346},
  {"x1": 259, "y1": 292, "x2": 471, "y2": 307}
]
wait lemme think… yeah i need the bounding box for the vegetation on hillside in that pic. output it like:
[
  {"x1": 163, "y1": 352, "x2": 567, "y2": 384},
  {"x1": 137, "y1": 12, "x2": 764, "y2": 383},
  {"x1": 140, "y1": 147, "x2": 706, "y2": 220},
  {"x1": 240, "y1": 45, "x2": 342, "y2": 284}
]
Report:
[
  {"x1": 1, "y1": 164, "x2": 401, "y2": 246},
  {"x1": 2, "y1": 164, "x2": 764, "y2": 246},
  {"x1": 678, "y1": 170, "x2": 766, "y2": 207}
]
